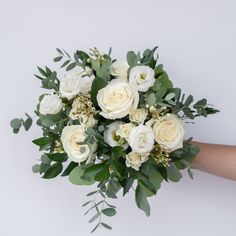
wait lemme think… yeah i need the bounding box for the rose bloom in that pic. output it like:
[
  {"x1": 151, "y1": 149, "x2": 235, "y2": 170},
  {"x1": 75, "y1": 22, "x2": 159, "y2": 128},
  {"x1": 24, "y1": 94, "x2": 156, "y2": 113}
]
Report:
[
  {"x1": 110, "y1": 61, "x2": 129, "y2": 80},
  {"x1": 104, "y1": 121, "x2": 128, "y2": 149},
  {"x1": 152, "y1": 114, "x2": 185, "y2": 152},
  {"x1": 60, "y1": 72, "x2": 81, "y2": 100},
  {"x1": 128, "y1": 125, "x2": 155, "y2": 154},
  {"x1": 97, "y1": 79, "x2": 139, "y2": 119},
  {"x1": 129, "y1": 65, "x2": 155, "y2": 92},
  {"x1": 125, "y1": 152, "x2": 149, "y2": 171},
  {"x1": 116, "y1": 123, "x2": 135, "y2": 141},
  {"x1": 61, "y1": 125, "x2": 97, "y2": 163},
  {"x1": 39, "y1": 94, "x2": 63, "y2": 115},
  {"x1": 129, "y1": 108, "x2": 148, "y2": 124}
]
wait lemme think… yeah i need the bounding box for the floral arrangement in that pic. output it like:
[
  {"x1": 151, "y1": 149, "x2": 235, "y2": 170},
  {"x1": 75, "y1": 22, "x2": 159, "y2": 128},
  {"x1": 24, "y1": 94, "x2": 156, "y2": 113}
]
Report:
[{"x1": 10, "y1": 47, "x2": 218, "y2": 232}]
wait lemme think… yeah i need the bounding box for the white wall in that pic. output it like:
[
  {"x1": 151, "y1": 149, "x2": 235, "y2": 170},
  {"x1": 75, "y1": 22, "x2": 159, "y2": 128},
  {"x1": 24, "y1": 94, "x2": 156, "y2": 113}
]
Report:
[{"x1": 0, "y1": 0, "x2": 236, "y2": 235}]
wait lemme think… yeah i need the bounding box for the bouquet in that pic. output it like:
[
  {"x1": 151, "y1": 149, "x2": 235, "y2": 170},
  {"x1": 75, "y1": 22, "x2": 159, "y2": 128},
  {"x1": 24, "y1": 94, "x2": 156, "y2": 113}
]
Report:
[{"x1": 10, "y1": 47, "x2": 218, "y2": 232}]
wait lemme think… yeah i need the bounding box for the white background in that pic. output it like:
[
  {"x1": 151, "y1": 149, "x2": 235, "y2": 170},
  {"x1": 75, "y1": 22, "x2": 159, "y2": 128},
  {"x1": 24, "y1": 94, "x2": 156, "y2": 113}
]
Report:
[{"x1": 0, "y1": 0, "x2": 236, "y2": 235}]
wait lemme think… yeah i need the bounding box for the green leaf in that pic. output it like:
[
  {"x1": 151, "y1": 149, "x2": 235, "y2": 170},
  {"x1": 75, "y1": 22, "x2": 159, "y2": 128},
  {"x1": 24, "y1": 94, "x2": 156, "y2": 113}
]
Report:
[
  {"x1": 69, "y1": 165, "x2": 95, "y2": 185},
  {"x1": 61, "y1": 161, "x2": 78, "y2": 176},
  {"x1": 60, "y1": 59, "x2": 71, "y2": 68},
  {"x1": 166, "y1": 162, "x2": 183, "y2": 182},
  {"x1": 23, "y1": 114, "x2": 33, "y2": 131},
  {"x1": 146, "y1": 93, "x2": 157, "y2": 106},
  {"x1": 89, "y1": 213, "x2": 100, "y2": 223},
  {"x1": 127, "y1": 51, "x2": 138, "y2": 67},
  {"x1": 32, "y1": 164, "x2": 41, "y2": 173},
  {"x1": 32, "y1": 137, "x2": 53, "y2": 149},
  {"x1": 102, "y1": 208, "x2": 116, "y2": 217},
  {"x1": 46, "y1": 153, "x2": 68, "y2": 163},
  {"x1": 135, "y1": 184, "x2": 150, "y2": 217},
  {"x1": 110, "y1": 156, "x2": 127, "y2": 179},
  {"x1": 183, "y1": 107, "x2": 195, "y2": 119},
  {"x1": 83, "y1": 161, "x2": 109, "y2": 179},
  {"x1": 53, "y1": 56, "x2": 63, "y2": 62},
  {"x1": 184, "y1": 95, "x2": 194, "y2": 106},
  {"x1": 111, "y1": 146, "x2": 124, "y2": 158},
  {"x1": 91, "y1": 76, "x2": 108, "y2": 106},
  {"x1": 66, "y1": 62, "x2": 76, "y2": 71},
  {"x1": 42, "y1": 163, "x2": 63, "y2": 179},
  {"x1": 10, "y1": 119, "x2": 22, "y2": 129},
  {"x1": 123, "y1": 176, "x2": 135, "y2": 196},
  {"x1": 193, "y1": 98, "x2": 207, "y2": 108},
  {"x1": 41, "y1": 154, "x2": 51, "y2": 164},
  {"x1": 101, "y1": 222, "x2": 112, "y2": 230},
  {"x1": 165, "y1": 92, "x2": 175, "y2": 101},
  {"x1": 90, "y1": 223, "x2": 100, "y2": 233},
  {"x1": 94, "y1": 163, "x2": 110, "y2": 182},
  {"x1": 188, "y1": 168, "x2": 194, "y2": 179}
]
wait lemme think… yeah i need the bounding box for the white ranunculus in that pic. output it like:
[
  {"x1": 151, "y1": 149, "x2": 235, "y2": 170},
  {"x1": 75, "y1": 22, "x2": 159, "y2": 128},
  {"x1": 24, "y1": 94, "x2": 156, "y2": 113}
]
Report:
[
  {"x1": 116, "y1": 123, "x2": 135, "y2": 141},
  {"x1": 129, "y1": 65, "x2": 155, "y2": 92},
  {"x1": 104, "y1": 121, "x2": 128, "y2": 149},
  {"x1": 110, "y1": 61, "x2": 129, "y2": 80},
  {"x1": 97, "y1": 79, "x2": 139, "y2": 119},
  {"x1": 59, "y1": 72, "x2": 81, "y2": 100},
  {"x1": 79, "y1": 75, "x2": 95, "y2": 95},
  {"x1": 125, "y1": 152, "x2": 149, "y2": 171},
  {"x1": 61, "y1": 125, "x2": 97, "y2": 163},
  {"x1": 129, "y1": 108, "x2": 148, "y2": 124},
  {"x1": 152, "y1": 114, "x2": 185, "y2": 152},
  {"x1": 39, "y1": 94, "x2": 63, "y2": 115},
  {"x1": 128, "y1": 125, "x2": 155, "y2": 154}
]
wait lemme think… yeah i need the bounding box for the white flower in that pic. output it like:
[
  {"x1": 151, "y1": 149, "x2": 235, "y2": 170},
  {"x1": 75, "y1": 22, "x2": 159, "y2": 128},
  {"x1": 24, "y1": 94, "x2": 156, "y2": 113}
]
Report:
[
  {"x1": 79, "y1": 75, "x2": 95, "y2": 95},
  {"x1": 59, "y1": 72, "x2": 81, "y2": 100},
  {"x1": 128, "y1": 125, "x2": 155, "y2": 154},
  {"x1": 104, "y1": 121, "x2": 128, "y2": 149},
  {"x1": 39, "y1": 94, "x2": 63, "y2": 115},
  {"x1": 129, "y1": 108, "x2": 148, "y2": 124},
  {"x1": 152, "y1": 114, "x2": 185, "y2": 152},
  {"x1": 129, "y1": 65, "x2": 155, "y2": 92},
  {"x1": 125, "y1": 152, "x2": 149, "y2": 171},
  {"x1": 97, "y1": 79, "x2": 139, "y2": 119},
  {"x1": 61, "y1": 125, "x2": 97, "y2": 163},
  {"x1": 110, "y1": 61, "x2": 129, "y2": 80},
  {"x1": 116, "y1": 123, "x2": 135, "y2": 141}
]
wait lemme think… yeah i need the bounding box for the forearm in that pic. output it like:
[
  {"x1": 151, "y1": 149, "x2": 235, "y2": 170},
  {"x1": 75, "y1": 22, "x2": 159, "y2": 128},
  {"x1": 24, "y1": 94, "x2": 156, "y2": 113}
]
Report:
[{"x1": 192, "y1": 142, "x2": 236, "y2": 180}]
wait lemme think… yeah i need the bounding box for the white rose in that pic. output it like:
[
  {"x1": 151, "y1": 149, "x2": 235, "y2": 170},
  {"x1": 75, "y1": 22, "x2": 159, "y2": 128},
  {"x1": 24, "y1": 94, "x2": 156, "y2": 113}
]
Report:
[
  {"x1": 116, "y1": 123, "x2": 135, "y2": 141},
  {"x1": 59, "y1": 72, "x2": 81, "y2": 100},
  {"x1": 129, "y1": 65, "x2": 155, "y2": 92},
  {"x1": 125, "y1": 152, "x2": 149, "y2": 171},
  {"x1": 104, "y1": 121, "x2": 128, "y2": 149},
  {"x1": 39, "y1": 94, "x2": 63, "y2": 115},
  {"x1": 97, "y1": 79, "x2": 139, "y2": 119},
  {"x1": 128, "y1": 125, "x2": 155, "y2": 154},
  {"x1": 152, "y1": 114, "x2": 185, "y2": 152},
  {"x1": 61, "y1": 125, "x2": 97, "y2": 163},
  {"x1": 129, "y1": 108, "x2": 148, "y2": 124},
  {"x1": 110, "y1": 61, "x2": 129, "y2": 80},
  {"x1": 79, "y1": 75, "x2": 95, "y2": 95}
]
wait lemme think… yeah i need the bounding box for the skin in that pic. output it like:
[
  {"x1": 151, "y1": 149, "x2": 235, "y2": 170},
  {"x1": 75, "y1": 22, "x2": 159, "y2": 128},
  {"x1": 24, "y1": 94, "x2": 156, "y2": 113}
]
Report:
[{"x1": 192, "y1": 142, "x2": 236, "y2": 181}]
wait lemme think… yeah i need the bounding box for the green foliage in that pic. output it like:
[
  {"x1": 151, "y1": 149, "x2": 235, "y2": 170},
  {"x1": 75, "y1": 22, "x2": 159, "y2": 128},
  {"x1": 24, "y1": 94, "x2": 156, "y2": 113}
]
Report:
[
  {"x1": 35, "y1": 66, "x2": 59, "y2": 90},
  {"x1": 91, "y1": 76, "x2": 108, "y2": 106},
  {"x1": 46, "y1": 153, "x2": 68, "y2": 163},
  {"x1": 69, "y1": 165, "x2": 95, "y2": 185},
  {"x1": 135, "y1": 183, "x2": 150, "y2": 217},
  {"x1": 127, "y1": 51, "x2": 138, "y2": 67},
  {"x1": 10, "y1": 113, "x2": 33, "y2": 133},
  {"x1": 42, "y1": 163, "x2": 63, "y2": 179}
]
